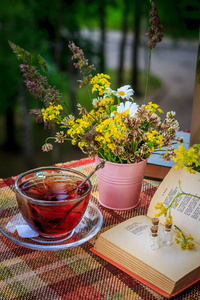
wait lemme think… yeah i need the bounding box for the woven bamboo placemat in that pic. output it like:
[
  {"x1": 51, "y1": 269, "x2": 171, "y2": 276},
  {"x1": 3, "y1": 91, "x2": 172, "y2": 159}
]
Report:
[{"x1": 0, "y1": 158, "x2": 199, "y2": 300}]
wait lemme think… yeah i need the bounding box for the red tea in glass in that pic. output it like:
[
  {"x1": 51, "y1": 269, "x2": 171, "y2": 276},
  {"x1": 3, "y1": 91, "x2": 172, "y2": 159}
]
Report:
[{"x1": 15, "y1": 168, "x2": 92, "y2": 238}]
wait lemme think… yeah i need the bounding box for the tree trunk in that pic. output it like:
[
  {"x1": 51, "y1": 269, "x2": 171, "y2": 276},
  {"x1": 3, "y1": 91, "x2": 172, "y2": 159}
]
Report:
[
  {"x1": 131, "y1": 4, "x2": 141, "y2": 95},
  {"x1": 18, "y1": 87, "x2": 35, "y2": 169},
  {"x1": 54, "y1": 0, "x2": 62, "y2": 69},
  {"x1": 190, "y1": 28, "x2": 200, "y2": 145},
  {"x1": 117, "y1": 2, "x2": 129, "y2": 87},
  {"x1": 3, "y1": 106, "x2": 19, "y2": 151},
  {"x1": 99, "y1": 3, "x2": 106, "y2": 73},
  {"x1": 51, "y1": 0, "x2": 63, "y2": 163}
]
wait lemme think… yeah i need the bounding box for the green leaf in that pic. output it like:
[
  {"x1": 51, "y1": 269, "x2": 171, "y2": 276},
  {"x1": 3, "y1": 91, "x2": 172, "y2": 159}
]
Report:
[
  {"x1": 132, "y1": 141, "x2": 138, "y2": 152},
  {"x1": 110, "y1": 105, "x2": 117, "y2": 112},
  {"x1": 147, "y1": 141, "x2": 154, "y2": 148}
]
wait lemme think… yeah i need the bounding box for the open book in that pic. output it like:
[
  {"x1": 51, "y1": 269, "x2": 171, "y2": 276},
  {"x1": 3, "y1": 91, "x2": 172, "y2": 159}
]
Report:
[{"x1": 92, "y1": 166, "x2": 200, "y2": 298}]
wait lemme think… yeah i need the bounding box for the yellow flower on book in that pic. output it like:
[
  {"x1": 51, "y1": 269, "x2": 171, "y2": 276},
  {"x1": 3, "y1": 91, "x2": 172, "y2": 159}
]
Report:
[
  {"x1": 174, "y1": 225, "x2": 196, "y2": 250},
  {"x1": 165, "y1": 214, "x2": 173, "y2": 225},
  {"x1": 154, "y1": 202, "x2": 168, "y2": 217}
]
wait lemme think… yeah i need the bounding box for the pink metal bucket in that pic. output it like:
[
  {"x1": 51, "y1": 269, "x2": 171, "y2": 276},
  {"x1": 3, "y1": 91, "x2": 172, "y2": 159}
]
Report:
[{"x1": 95, "y1": 156, "x2": 147, "y2": 210}]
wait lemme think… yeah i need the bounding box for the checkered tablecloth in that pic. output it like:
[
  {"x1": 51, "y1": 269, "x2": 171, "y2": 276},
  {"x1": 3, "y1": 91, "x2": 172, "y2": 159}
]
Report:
[{"x1": 0, "y1": 158, "x2": 199, "y2": 300}]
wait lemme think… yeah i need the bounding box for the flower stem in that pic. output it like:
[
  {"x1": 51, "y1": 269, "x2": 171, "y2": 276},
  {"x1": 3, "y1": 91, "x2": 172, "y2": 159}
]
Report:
[
  {"x1": 167, "y1": 191, "x2": 200, "y2": 213},
  {"x1": 174, "y1": 225, "x2": 187, "y2": 241},
  {"x1": 145, "y1": 49, "x2": 152, "y2": 105},
  {"x1": 167, "y1": 192, "x2": 185, "y2": 210},
  {"x1": 62, "y1": 101, "x2": 75, "y2": 116}
]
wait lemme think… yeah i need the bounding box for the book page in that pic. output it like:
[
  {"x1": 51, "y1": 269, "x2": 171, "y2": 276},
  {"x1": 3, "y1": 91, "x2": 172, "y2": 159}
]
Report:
[
  {"x1": 147, "y1": 166, "x2": 200, "y2": 244},
  {"x1": 97, "y1": 215, "x2": 200, "y2": 282}
]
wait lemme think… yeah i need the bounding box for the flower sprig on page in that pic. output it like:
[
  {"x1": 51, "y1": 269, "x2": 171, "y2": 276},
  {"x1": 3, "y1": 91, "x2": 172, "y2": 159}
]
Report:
[
  {"x1": 154, "y1": 180, "x2": 199, "y2": 249},
  {"x1": 174, "y1": 225, "x2": 196, "y2": 250}
]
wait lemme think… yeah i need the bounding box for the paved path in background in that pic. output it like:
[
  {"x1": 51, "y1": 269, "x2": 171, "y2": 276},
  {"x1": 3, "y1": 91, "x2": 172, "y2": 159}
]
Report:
[{"x1": 83, "y1": 29, "x2": 199, "y2": 131}]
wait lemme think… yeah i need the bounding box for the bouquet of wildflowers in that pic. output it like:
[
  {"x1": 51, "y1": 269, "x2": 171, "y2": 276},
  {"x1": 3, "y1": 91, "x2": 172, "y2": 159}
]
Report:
[{"x1": 9, "y1": 2, "x2": 183, "y2": 164}]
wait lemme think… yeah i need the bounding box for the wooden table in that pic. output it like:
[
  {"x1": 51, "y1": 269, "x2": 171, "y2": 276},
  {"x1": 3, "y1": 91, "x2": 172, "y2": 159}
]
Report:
[{"x1": 0, "y1": 158, "x2": 199, "y2": 300}]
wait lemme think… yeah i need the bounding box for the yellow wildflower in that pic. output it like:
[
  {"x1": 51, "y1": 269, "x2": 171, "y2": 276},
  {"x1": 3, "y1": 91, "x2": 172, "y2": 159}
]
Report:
[
  {"x1": 78, "y1": 141, "x2": 87, "y2": 150},
  {"x1": 154, "y1": 202, "x2": 168, "y2": 217},
  {"x1": 41, "y1": 103, "x2": 63, "y2": 122},
  {"x1": 157, "y1": 134, "x2": 164, "y2": 148},
  {"x1": 113, "y1": 110, "x2": 130, "y2": 118},
  {"x1": 174, "y1": 225, "x2": 196, "y2": 250},
  {"x1": 145, "y1": 102, "x2": 163, "y2": 114},
  {"x1": 172, "y1": 144, "x2": 200, "y2": 173},
  {"x1": 146, "y1": 130, "x2": 158, "y2": 141},
  {"x1": 95, "y1": 118, "x2": 127, "y2": 151},
  {"x1": 71, "y1": 139, "x2": 76, "y2": 145},
  {"x1": 165, "y1": 214, "x2": 173, "y2": 225},
  {"x1": 90, "y1": 73, "x2": 111, "y2": 95},
  {"x1": 99, "y1": 97, "x2": 114, "y2": 107}
]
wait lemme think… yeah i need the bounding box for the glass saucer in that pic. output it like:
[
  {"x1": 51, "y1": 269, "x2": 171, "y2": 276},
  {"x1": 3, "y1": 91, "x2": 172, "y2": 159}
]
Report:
[{"x1": 0, "y1": 199, "x2": 103, "y2": 251}]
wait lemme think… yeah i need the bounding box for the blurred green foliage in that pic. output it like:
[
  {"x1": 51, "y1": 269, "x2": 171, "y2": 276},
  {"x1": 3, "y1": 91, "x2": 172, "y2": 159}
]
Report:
[
  {"x1": 0, "y1": 0, "x2": 199, "y2": 177},
  {"x1": 0, "y1": 0, "x2": 198, "y2": 114},
  {"x1": 158, "y1": 0, "x2": 200, "y2": 38}
]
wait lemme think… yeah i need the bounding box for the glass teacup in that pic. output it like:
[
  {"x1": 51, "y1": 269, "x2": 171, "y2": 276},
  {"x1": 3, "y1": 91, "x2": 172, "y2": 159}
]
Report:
[{"x1": 14, "y1": 167, "x2": 92, "y2": 238}]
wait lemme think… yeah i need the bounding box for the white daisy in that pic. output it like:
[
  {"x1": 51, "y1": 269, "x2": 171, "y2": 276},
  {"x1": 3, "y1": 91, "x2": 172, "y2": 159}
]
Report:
[
  {"x1": 117, "y1": 101, "x2": 139, "y2": 117},
  {"x1": 103, "y1": 87, "x2": 113, "y2": 97},
  {"x1": 115, "y1": 85, "x2": 134, "y2": 100}
]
